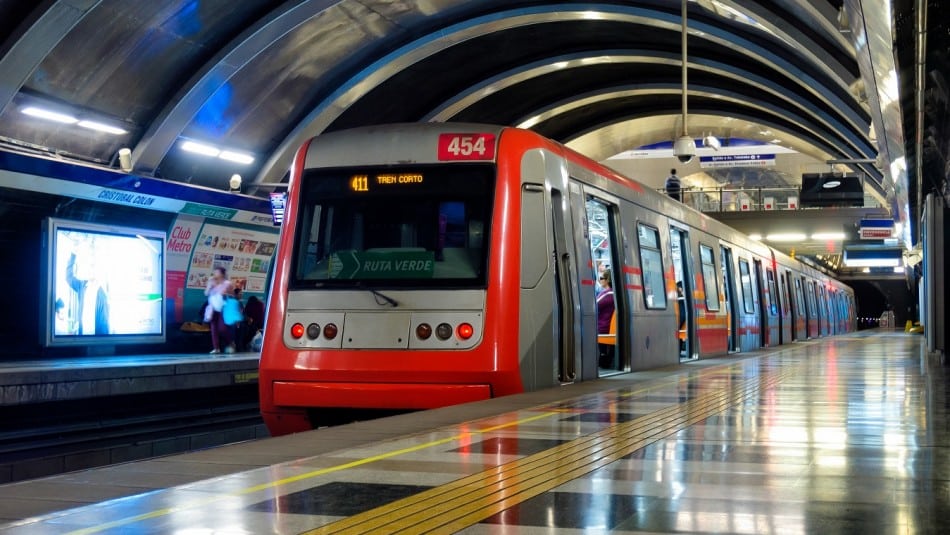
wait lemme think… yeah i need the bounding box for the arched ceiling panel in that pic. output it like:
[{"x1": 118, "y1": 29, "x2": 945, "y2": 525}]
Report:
[{"x1": 0, "y1": 0, "x2": 929, "y2": 239}]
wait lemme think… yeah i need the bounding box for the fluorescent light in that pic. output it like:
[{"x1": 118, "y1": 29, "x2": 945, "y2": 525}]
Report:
[
  {"x1": 219, "y1": 150, "x2": 254, "y2": 164},
  {"x1": 21, "y1": 106, "x2": 77, "y2": 124},
  {"x1": 180, "y1": 140, "x2": 220, "y2": 157},
  {"x1": 811, "y1": 232, "x2": 846, "y2": 240},
  {"x1": 77, "y1": 120, "x2": 127, "y2": 135},
  {"x1": 765, "y1": 233, "x2": 806, "y2": 242},
  {"x1": 844, "y1": 258, "x2": 900, "y2": 267},
  {"x1": 748, "y1": 234, "x2": 762, "y2": 241},
  {"x1": 893, "y1": 266, "x2": 905, "y2": 273}
]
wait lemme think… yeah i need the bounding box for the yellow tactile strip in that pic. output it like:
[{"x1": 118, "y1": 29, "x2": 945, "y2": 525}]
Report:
[{"x1": 307, "y1": 364, "x2": 794, "y2": 534}]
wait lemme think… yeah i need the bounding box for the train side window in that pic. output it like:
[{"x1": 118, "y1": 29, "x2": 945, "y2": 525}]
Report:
[
  {"x1": 637, "y1": 223, "x2": 667, "y2": 309},
  {"x1": 738, "y1": 259, "x2": 755, "y2": 313},
  {"x1": 766, "y1": 269, "x2": 778, "y2": 316},
  {"x1": 699, "y1": 244, "x2": 720, "y2": 311}
]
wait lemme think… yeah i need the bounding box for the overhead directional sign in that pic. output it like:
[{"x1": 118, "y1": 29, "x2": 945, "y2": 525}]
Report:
[
  {"x1": 859, "y1": 218, "x2": 894, "y2": 239},
  {"x1": 329, "y1": 250, "x2": 436, "y2": 279},
  {"x1": 699, "y1": 154, "x2": 775, "y2": 168}
]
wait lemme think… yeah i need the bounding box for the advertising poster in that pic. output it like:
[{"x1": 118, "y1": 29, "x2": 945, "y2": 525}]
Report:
[
  {"x1": 186, "y1": 223, "x2": 277, "y2": 295},
  {"x1": 166, "y1": 215, "x2": 203, "y2": 321},
  {"x1": 52, "y1": 225, "x2": 164, "y2": 337}
]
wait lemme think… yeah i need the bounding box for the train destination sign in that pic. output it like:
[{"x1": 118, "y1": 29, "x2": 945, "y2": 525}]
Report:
[
  {"x1": 328, "y1": 250, "x2": 436, "y2": 279},
  {"x1": 349, "y1": 172, "x2": 424, "y2": 192}
]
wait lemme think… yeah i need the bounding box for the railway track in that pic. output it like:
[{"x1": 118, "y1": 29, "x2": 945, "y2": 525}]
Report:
[{"x1": 0, "y1": 384, "x2": 265, "y2": 484}]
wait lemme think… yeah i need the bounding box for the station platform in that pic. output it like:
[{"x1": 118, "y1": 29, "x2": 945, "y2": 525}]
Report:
[
  {"x1": 0, "y1": 330, "x2": 945, "y2": 534},
  {"x1": 0, "y1": 352, "x2": 260, "y2": 406}
]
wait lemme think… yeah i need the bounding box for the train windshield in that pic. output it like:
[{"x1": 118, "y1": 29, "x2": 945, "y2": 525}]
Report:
[{"x1": 292, "y1": 164, "x2": 493, "y2": 288}]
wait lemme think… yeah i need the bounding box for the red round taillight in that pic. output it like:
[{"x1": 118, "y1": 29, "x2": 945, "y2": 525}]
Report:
[
  {"x1": 457, "y1": 323, "x2": 474, "y2": 340},
  {"x1": 416, "y1": 323, "x2": 432, "y2": 340},
  {"x1": 323, "y1": 323, "x2": 338, "y2": 340},
  {"x1": 290, "y1": 323, "x2": 305, "y2": 339}
]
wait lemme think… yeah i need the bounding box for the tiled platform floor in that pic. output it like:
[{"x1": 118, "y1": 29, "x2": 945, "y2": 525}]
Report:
[{"x1": 1, "y1": 331, "x2": 945, "y2": 534}]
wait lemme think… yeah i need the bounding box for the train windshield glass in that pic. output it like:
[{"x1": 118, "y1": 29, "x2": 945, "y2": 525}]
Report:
[{"x1": 292, "y1": 164, "x2": 493, "y2": 287}]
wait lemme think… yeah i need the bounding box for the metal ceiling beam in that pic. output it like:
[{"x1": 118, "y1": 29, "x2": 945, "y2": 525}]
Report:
[
  {"x1": 255, "y1": 3, "x2": 871, "y2": 187},
  {"x1": 0, "y1": 0, "x2": 102, "y2": 117},
  {"x1": 130, "y1": 0, "x2": 341, "y2": 175},
  {"x1": 421, "y1": 51, "x2": 874, "y2": 158}
]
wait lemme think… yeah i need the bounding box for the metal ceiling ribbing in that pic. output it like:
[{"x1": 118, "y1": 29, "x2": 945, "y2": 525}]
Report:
[{"x1": 0, "y1": 0, "x2": 892, "y2": 209}]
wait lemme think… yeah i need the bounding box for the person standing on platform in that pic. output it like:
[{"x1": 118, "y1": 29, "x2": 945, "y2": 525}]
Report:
[
  {"x1": 665, "y1": 168, "x2": 682, "y2": 201},
  {"x1": 204, "y1": 266, "x2": 235, "y2": 354}
]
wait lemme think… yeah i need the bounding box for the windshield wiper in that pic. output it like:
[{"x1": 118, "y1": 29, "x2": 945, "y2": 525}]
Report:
[{"x1": 370, "y1": 289, "x2": 399, "y2": 307}]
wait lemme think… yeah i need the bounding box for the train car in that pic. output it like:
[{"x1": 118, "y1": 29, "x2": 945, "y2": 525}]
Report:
[{"x1": 259, "y1": 123, "x2": 856, "y2": 435}]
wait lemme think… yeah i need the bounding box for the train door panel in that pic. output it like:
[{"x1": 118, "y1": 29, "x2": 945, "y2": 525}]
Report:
[
  {"x1": 765, "y1": 267, "x2": 779, "y2": 346},
  {"x1": 670, "y1": 226, "x2": 695, "y2": 360},
  {"x1": 785, "y1": 270, "x2": 803, "y2": 341},
  {"x1": 778, "y1": 270, "x2": 791, "y2": 344},
  {"x1": 794, "y1": 277, "x2": 808, "y2": 339},
  {"x1": 804, "y1": 279, "x2": 818, "y2": 338},
  {"x1": 753, "y1": 260, "x2": 768, "y2": 347},
  {"x1": 720, "y1": 246, "x2": 739, "y2": 352},
  {"x1": 583, "y1": 192, "x2": 625, "y2": 376},
  {"x1": 518, "y1": 183, "x2": 557, "y2": 390},
  {"x1": 817, "y1": 285, "x2": 827, "y2": 336},
  {"x1": 737, "y1": 258, "x2": 758, "y2": 352},
  {"x1": 550, "y1": 186, "x2": 580, "y2": 382},
  {"x1": 633, "y1": 220, "x2": 676, "y2": 369},
  {"x1": 698, "y1": 243, "x2": 726, "y2": 355}
]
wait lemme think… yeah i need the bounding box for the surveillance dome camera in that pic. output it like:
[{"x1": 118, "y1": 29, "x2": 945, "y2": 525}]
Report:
[
  {"x1": 673, "y1": 135, "x2": 696, "y2": 164},
  {"x1": 229, "y1": 174, "x2": 242, "y2": 190}
]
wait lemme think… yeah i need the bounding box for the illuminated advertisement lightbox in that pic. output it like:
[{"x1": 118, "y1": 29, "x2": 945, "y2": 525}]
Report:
[{"x1": 41, "y1": 218, "x2": 166, "y2": 346}]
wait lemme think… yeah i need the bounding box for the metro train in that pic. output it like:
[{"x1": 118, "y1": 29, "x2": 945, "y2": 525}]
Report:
[{"x1": 259, "y1": 123, "x2": 856, "y2": 435}]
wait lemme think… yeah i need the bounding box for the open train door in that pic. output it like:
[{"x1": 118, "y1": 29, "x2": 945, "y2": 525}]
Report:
[
  {"x1": 670, "y1": 226, "x2": 695, "y2": 360},
  {"x1": 583, "y1": 193, "x2": 625, "y2": 376}
]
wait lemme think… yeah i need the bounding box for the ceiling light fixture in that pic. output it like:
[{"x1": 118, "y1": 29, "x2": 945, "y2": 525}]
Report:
[
  {"x1": 765, "y1": 233, "x2": 807, "y2": 242},
  {"x1": 77, "y1": 120, "x2": 127, "y2": 135},
  {"x1": 180, "y1": 140, "x2": 220, "y2": 157},
  {"x1": 21, "y1": 106, "x2": 78, "y2": 124},
  {"x1": 811, "y1": 232, "x2": 846, "y2": 240},
  {"x1": 845, "y1": 258, "x2": 900, "y2": 267},
  {"x1": 219, "y1": 150, "x2": 255, "y2": 164}
]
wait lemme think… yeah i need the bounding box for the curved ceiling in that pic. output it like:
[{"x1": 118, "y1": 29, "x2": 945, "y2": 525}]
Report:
[{"x1": 0, "y1": 0, "x2": 930, "y2": 230}]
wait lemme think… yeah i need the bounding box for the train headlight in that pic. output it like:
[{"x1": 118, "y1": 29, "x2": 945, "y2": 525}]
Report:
[
  {"x1": 306, "y1": 323, "x2": 321, "y2": 340},
  {"x1": 435, "y1": 323, "x2": 453, "y2": 340},
  {"x1": 290, "y1": 323, "x2": 305, "y2": 339},
  {"x1": 323, "y1": 323, "x2": 338, "y2": 340},
  {"x1": 457, "y1": 323, "x2": 474, "y2": 340},
  {"x1": 416, "y1": 323, "x2": 432, "y2": 340}
]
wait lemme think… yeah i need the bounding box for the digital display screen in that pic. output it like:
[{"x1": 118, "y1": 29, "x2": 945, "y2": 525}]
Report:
[
  {"x1": 43, "y1": 218, "x2": 166, "y2": 346},
  {"x1": 349, "y1": 172, "x2": 424, "y2": 192},
  {"x1": 269, "y1": 191, "x2": 287, "y2": 225}
]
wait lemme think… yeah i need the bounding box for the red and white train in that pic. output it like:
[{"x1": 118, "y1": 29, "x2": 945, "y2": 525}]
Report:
[{"x1": 259, "y1": 123, "x2": 855, "y2": 435}]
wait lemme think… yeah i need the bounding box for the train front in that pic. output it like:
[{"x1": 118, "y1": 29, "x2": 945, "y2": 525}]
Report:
[{"x1": 259, "y1": 125, "x2": 520, "y2": 435}]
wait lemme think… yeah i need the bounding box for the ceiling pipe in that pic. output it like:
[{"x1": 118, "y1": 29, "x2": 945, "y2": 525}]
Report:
[{"x1": 674, "y1": 0, "x2": 696, "y2": 162}]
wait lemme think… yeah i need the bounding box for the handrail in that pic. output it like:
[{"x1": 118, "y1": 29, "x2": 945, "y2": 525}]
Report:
[{"x1": 655, "y1": 186, "x2": 882, "y2": 213}]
